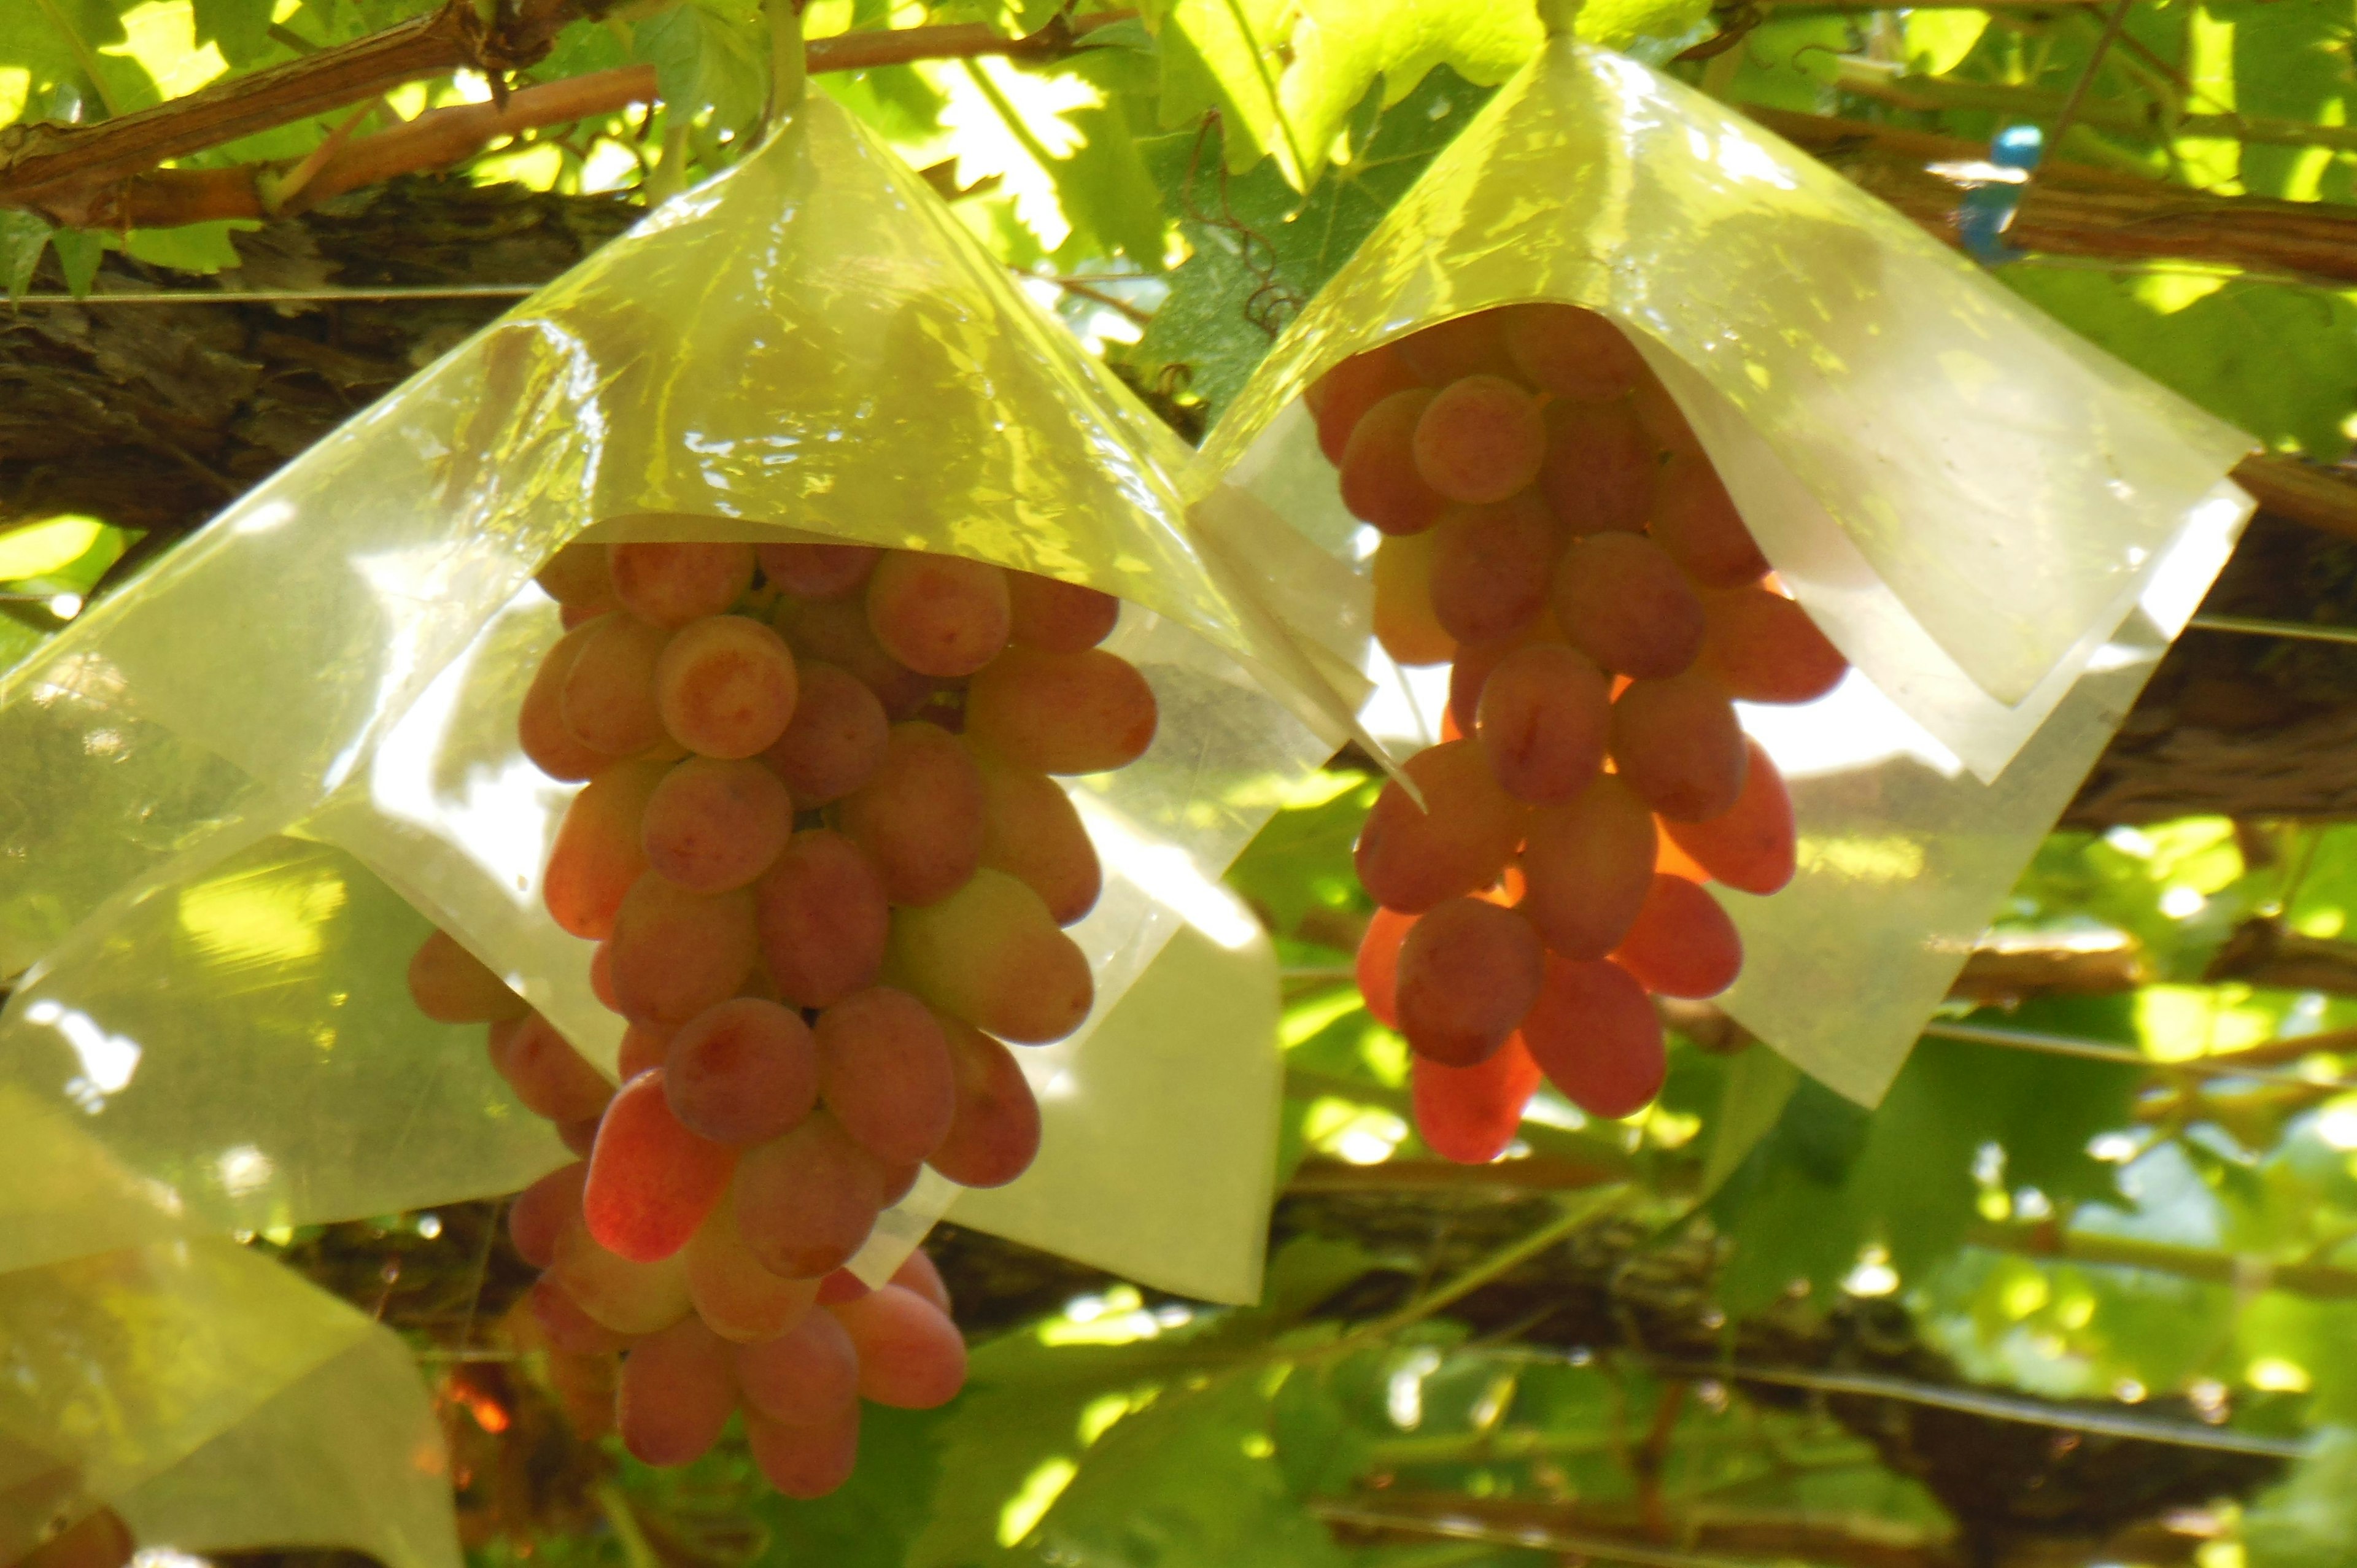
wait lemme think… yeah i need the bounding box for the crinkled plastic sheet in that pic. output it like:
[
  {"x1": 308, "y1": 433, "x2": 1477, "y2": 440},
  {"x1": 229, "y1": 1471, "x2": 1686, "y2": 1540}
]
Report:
[
  {"x1": 0, "y1": 80, "x2": 1349, "y2": 1547},
  {"x1": 0, "y1": 1091, "x2": 456, "y2": 1568},
  {"x1": 1210, "y1": 39, "x2": 2254, "y2": 1104}
]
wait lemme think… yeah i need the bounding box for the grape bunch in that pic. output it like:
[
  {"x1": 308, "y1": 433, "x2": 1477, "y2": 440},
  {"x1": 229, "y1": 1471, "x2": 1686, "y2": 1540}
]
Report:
[
  {"x1": 405, "y1": 537, "x2": 1158, "y2": 1491},
  {"x1": 1309, "y1": 304, "x2": 1845, "y2": 1162}
]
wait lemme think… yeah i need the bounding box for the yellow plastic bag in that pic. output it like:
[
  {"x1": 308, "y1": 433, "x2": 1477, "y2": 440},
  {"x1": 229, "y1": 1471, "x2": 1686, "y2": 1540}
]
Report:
[
  {"x1": 0, "y1": 61, "x2": 1363, "y2": 1542},
  {"x1": 1203, "y1": 36, "x2": 2256, "y2": 1104}
]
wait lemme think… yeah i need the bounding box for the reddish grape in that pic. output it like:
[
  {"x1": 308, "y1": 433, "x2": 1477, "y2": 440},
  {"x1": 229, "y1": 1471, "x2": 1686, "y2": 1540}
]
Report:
[
  {"x1": 543, "y1": 760, "x2": 664, "y2": 938},
  {"x1": 641, "y1": 756, "x2": 794, "y2": 892},
  {"x1": 1353, "y1": 740, "x2": 1529, "y2": 914},
  {"x1": 837, "y1": 721, "x2": 985, "y2": 905},
  {"x1": 1536, "y1": 401, "x2": 1657, "y2": 535},
  {"x1": 654, "y1": 614, "x2": 800, "y2": 759},
  {"x1": 737, "y1": 1302, "x2": 860, "y2": 1422},
  {"x1": 609, "y1": 542, "x2": 756, "y2": 628},
  {"x1": 558, "y1": 1116, "x2": 602, "y2": 1158},
  {"x1": 776, "y1": 596, "x2": 938, "y2": 719},
  {"x1": 665, "y1": 997, "x2": 820, "y2": 1145},
  {"x1": 930, "y1": 1013, "x2": 1041, "y2": 1189},
  {"x1": 1698, "y1": 586, "x2": 1847, "y2": 705},
  {"x1": 759, "y1": 541, "x2": 879, "y2": 600},
  {"x1": 1395, "y1": 310, "x2": 1522, "y2": 385},
  {"x1": 1412, "y1": 1037, "x2": 1542, "y2": 1164},
  {"x1": 1339, "y1": 388, "x2": 1446, "y2": 537},
  {"x1": 964, "y1": 647, "x2": 1158, "y2": 775},
  {"x1": 816, "y1": 987, "x2": 957, "y2": 1165},
  {"x1": 590, "y1": 941, "x2": 619, "y2": 1011},
  {"x1": 1651, "y1": 454, "x2": 1767, "y2": 589},
  {"x1": 585, "y1": 1069, "x2": 737, "y2": 1262},
  {"x1": 866, "y1": 550, "x2": 1012, "y2": 678},
  {"x1": 1630, "y1": 365, "x2": 1705, "y2": 457},
  {"x1": 1610, "y1": 673, "x2": 1748, "y2": 822},
  {"x1": 1428, "y1": 493, "x2": 1560, "y2": 645},
  {"x1": 754, "y1": 829, "x2": 891, "y2": 1008},
  {"x1": 1552, "y1": 532, "x2": 1706, "y2": 679},
  {"x1": 408, "y1": 928, "x2": 524, "y2": 1024},
  {"x1": 835, "y1": 1284, "x2": 969, "y2": 1409},
  {"x1": 1007, "y1": 571, "x2": 1121, "y2": 652},
  {"x1": 530, "y1": 1273, "x2": 633, "y2": 1355},
  {"x1": 490, "y1": 1012, "x2": 614, "y2": 1123},
  {"x1": 607, "y1": 876, "x2": 758, "y2": 1027},
  {"x1": 762, "y1": 660, "x2": 889, "y2": 805},
  {"x1": 746, "y1": 1404, "x2": 861, "y2": 1500},
  {"x1": 1519, "y1": 774, "x2": 1658, "y2": 959},
  {"x1": 618, "y1": 1023, "x2": 670, "y2": 1079},
  {"x1": 1355, "y1": 906, "x2": 1416, "y2": 1029},
  {"x1": 892, "y1": 1249, "x2": 952, "y2": 1313},
  {"x1": 1412, "y1": 375, "x2": 1547, "y2": 506},
  {"x1": 1447, "y1": 623, "x2": 1557, "y2": 732},
  {"x1": 1474, "y1": 643, "x2": 1611, "y2": 806},
  {"x1": 890, "y1": 869, "x2": 1094, "y2": 1045},
  {"x1": 1613, "y1": 873, "x2": 1743, "y2": 998},
  {"x1": 1501, "y1": 303, "x2": 1646, "y2": 403},
  {"x1": 536, "y1": 543, "x2": 616, "y2": 609},
  {"x1": 519, "y1": 619, "x2": 611, "y2": 782},
  {"x1": 509, "y1": 1161, "x2": 589, "y2": 1269},
  {"x1": 1395, "y1": 897, "x2": 1544, "y2": 1065},
  {"x1": 560, "y1": 614, "x2": 671, "y2": 757},
  {"x1": 549, "y1": 1219, "x2": 692, "y2": 1335},
  {"x1": 1372, "y1": 530, "x2": 1454, "y2": 667},
  {"x1": 683, "y1": 1186, "x2": 820, "y2": 1342},
  {"x1": 618, "y1": 1314, "x2": 736, "y2": 1466},
  {"x1": 1518, "y1": 956, "x2": 1665, "y2": 1119},
  {"x1": 734, "y1": 1112, "x2": 891, "y2": 1279},
  {"x1": 1311, "y1": 343, "x2": 1421, "y2": 463},
  {"x1": 977, "y1": 760, "x2": 1101, "y2": 925},
  {"x1": 1663, "y1": 737, "x2": 1795, "y2": 895}
]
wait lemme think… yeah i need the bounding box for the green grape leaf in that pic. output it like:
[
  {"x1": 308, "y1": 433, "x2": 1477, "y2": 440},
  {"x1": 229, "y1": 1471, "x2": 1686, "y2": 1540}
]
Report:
[
  {"x1": 1574, "y1": 0, "x2": 1714, "y2": 60},
  {"x1": 1279, "y1": 0, "x2": 1542, "y2": 190},
  {"x1": 190, "y1": 0, "x2": 276, "y2": 69},
  {"x1": 1224, "y1": 774, "x2": 1378, "y2": 938},
  {"x1": 1153, "y1": 0, "x2": 1301, "y2": 179},
  {"x1": 753, "y1": 1405, "x2": 951, "y2": 1568},
  {"x1": 50, "y1": 225, "x2": 101, "y2": 296},
  {"x1": 634, "y1": 0, "x2": 770, "y2": 141},
  {"x1": 2000, "y1": 265, "x2": 2353, "y2": 459},
  {"x1": 0, "y1": 212, "x2": 49, "y2": 298},
  {"x1": 124, "y1": 218, "x2": 250, "y2": 274},
  {"x1": 2244, "y1": 1427, "x2": 2357, "y2": 1568}
]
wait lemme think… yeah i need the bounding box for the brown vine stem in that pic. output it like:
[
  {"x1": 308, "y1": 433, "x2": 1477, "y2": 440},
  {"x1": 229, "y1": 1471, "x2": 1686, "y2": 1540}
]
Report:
[{"x1": 0, "y1": 8, "x2": 1137, "y2": 230}]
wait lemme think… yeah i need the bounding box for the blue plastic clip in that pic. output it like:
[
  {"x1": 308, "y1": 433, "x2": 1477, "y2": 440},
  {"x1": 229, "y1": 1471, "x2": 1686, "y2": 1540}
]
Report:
[{"x1": 1957, "y1": 123, "x2": 2043, "y2": 266}]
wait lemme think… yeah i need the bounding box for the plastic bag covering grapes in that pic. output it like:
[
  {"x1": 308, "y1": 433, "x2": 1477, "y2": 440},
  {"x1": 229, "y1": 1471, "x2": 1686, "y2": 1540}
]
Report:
[
  {"x1": 1203, "y1": 38, "x2": 2254, "y2": 1105},
  {"x1": 1206, "y1": 38, "x2": 2254, "y2": 784},
  {"x1": 0, "y1": 75, "x2": 1344, "y2": 1414},
  {"x1": 0, "y1": 1087, "x2": 457, "y2": 1568}
]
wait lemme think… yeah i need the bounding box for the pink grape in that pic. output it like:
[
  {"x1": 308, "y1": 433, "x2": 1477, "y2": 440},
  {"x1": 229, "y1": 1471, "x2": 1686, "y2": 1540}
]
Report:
[
  {"x1": 1552, "y1": 531, "x2": 1706, "y2": 679},
  {"x1": 609, "y1": 542, "x2": 756, "y2": 628},
  {"x1": 1007, "y1": 571, "x2": 1121, "y2": 651},
  {"x1": 733, "y1": 1112, "x2": 891, "y2": 1280},
  {"x1": 1311, "y1": 342, "x2": 1421, "y2": 463},
  {"x1": 1412, "y1": 375, "x2": 1547, "y2": 505},
  {"x1": 778, "y1": 597, "x2": 939, "y2": 719},
  {"x1": 866, "y1": 550, "x2": 1012, "y2": 678},
  {"x1": 519, "y1": 619, "x2": 611, "y2": 782},
  {"x1": 654, "y1": 614, "x2": 799, "y2": 759},
  {"x1": 762, "y1": 661, "x2": 889, "y2": 805},
  {"x1": 543, "y1": 760, "x2": 664, "y2": 939},
  {"x1": 606, "y1": 875, "x2": 758, "y2": 1027},
  {"x1": 834, "y1": 1284, "x2": 969, "y2": 1409},
  {"x1": 1518, "y1": 956, "x2": 1666, "y2": 1119},
  {"x1": 837, "y1": 721, "x2": 985, "y2": 906},
  {"x1": 1412, "y1": 1038, "x2": 1542, "y2": 1164},
  {"x1": 408, "y1": 929, "x2": 524, "y2": 1024},
  {"x1": 759, "y1": 541, "x2": 878, "y2": 600},
  {"x1": 964, "y1": 646, "x2": 1158, "y2": 775},
  {"x1": 641, "y1": 756, "x2": 794, "y2": 892},
  {"x1": 1395, "y1": 897, "x2": 1544, "y2": 1066},
  {"x1": 1609, "y1": 673, "x2": 1749, "y2": 822},
  {"x1": 489, "y1": 1012, "x2": 614, "y2": 1124},
  {"x1": 559, "y1": 614, "x2": 671, "y2": 757},
  {"x1": 536, "y1": 542, "x2": 617, "y2": 609},
  {"x1": 664, "y1": 997, "x2": 821, "y2": 1146},
  {"x1": 746, "y1": 1404, "x2": 861, "y2": 1500},
  {"x1": 1537, "y1": 401, "x2": 1657, "y2": 535},
  {"x1": 1502, "y1": 303, "x2": 1646, "y2": 403},
  {"x1": 754, "y1": 829, "x2": 891, "y2": 1008},
  {"x1": 1475, "y1": 643, "x2": 1611, "y2": 805},
  {"x1": 508, "y1": 1160, "x2": 589, "y2": 1269},
  {"x1": 584, "y1": 1069, "x2": 737, "y2": 1262},
  {"x1": 1428, "y1": 493, "x2": 1561, "y2": 646},
  {"x1": 890, "y1": 870, "x2": 1095, "y2": 1045},
  {"x1": 1355, "y1": 906, "x2": 1416, "y2": 1029},
  {"x1": 1339, "y1": 388, "x2": 1446, "y2": 536},
  {"x1": 529, "y1": 1273, "x2": 633, "y2": 1354},
  {"x1": 1651, "y1": 454, "x2": 1768, "y2": 589},
  {"x1": 1663, "y1": 737, "x2": 1797, "y2": 895},
  {"x1": 1372, "y1": 530, "x2": 1454, "y2": 667},
  {"x1": 1519, "y1": 774, "x2": 1658, "y2": 959},
  {"x1": 1698, "y1": 586, "x2": 1848, "y2": 705},
  {"x1": 977, "y1": 760, "x2": 1101, "y2": 925},
  {"x1": 930, "y1": 1014, "x2": 1041, "y2": 1189},
  {"x1": 1353, "y1": 740, "x2": 1528, "y2": 914},
  {"x1": 618, "y1": 1313, "x2": 736, "y2": 1466},
  {"x1": 737, "y1": 1302, "x2": 860, "y2": 1422},
  {"x1": 549, "y1": 1218, "x2": 692, "y2": 1335},
  {"x1": 1612, "y1": 873, "x2": 1743, "y2": 998},
  {"x1": 682, "y1": 1186, "x2": 820, "y2": 1343},
  {"x1": 815, "y1": 987, "x2": 956, "y2": 1165},
  {"x1": 1395, "y1": 310, "x2": 1522, "y2": 385}
]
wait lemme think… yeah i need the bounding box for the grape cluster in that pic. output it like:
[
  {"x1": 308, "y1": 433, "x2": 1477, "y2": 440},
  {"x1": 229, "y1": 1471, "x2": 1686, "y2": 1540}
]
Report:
[
  {"x1": 1310, "y1": 304, "x2": 1845, "y2": 1162},
  {"x1": 407, "y1": 538, "x2": 1157, "y2": 1492}
]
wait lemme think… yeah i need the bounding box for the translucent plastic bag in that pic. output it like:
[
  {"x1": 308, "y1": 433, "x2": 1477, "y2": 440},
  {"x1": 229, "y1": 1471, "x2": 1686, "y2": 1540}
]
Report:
[
  {"x1": 1204, "y1": 36, "x2": 2256, "y2": 1103},
  {"x1": 0, "y1": 62, "x2": 1366, "y2": 1540}
]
